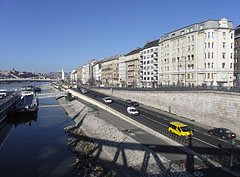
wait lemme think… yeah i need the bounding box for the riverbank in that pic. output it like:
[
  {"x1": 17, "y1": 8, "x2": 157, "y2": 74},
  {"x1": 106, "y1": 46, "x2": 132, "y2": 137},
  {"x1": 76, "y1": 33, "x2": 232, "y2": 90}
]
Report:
[{"x1": 54, "y1": 86, "x2": 191, "y2": 177}]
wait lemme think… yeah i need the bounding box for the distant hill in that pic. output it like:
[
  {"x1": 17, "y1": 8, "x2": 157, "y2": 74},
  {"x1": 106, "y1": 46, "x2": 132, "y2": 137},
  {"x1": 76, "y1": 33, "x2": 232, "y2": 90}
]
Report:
[
  {"x1": 0, "y1": 69, "x2": 44, "y2": 79},
  {"x1": 43, "y1": 71, "x2": 70, "y2": 79}
]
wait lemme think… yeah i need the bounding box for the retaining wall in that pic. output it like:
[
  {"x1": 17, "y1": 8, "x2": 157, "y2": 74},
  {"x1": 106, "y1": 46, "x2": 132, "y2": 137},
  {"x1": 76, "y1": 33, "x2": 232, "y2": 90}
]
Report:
[{"x1": 91, "y1": 89, "x2": 240, "y2": 135}]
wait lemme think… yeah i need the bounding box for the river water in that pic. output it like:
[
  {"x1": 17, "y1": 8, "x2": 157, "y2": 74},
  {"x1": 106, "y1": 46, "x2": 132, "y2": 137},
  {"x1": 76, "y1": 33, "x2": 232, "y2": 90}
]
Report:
[{"x1": 0, "y1": 82, "x2": 77, "y2": 177}]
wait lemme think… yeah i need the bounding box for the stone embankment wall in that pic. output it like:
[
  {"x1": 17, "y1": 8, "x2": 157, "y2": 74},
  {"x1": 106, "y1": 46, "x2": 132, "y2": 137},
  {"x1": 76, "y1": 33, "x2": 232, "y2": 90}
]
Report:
[
  {"x1": 57, "y1": 97, "x2": 191, "y2": 177},
  {"x1": 92, "y1": 89, "x2": 240, "y2": 135}
]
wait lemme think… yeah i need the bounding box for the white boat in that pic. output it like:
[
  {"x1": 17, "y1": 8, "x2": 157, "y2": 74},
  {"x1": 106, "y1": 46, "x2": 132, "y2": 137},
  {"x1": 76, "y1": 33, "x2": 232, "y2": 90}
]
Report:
[{"x1": 13, "y1": 91, "x2": 39, "y2": 113}]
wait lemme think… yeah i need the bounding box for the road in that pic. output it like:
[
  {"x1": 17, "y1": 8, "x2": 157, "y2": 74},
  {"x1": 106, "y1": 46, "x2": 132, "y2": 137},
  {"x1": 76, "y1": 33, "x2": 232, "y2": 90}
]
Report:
[{"x1": 73, "y1": 88, "x2": 240, "y2": 177}]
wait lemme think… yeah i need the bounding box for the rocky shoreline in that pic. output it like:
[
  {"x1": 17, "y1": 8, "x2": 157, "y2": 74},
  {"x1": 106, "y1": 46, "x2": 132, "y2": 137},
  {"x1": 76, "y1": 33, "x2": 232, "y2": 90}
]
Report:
[{"x1": 65, "y1": 125, "x2": 117, "y2": 177}]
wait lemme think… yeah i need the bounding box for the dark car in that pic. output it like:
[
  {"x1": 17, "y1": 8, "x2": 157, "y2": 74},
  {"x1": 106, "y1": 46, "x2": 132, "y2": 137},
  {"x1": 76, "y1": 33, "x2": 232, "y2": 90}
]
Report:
[
  {"x1": 125, "y1": 99, "x2": 132, "y2": 104},
  {"x1": 208, "y1": 128, "x2": 236, "y2": 139},
  {"x1": 131, "y1": 101, "x2": 139, "y2": 107}
]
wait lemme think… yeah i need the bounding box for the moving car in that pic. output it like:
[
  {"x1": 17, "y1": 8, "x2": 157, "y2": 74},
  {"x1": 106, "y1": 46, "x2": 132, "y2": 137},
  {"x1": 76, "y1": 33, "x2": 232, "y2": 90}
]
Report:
[
  {"x1": 131, "y1": 101, "x2": 139, "y2": 107},
  {"x1": 168, "y1": 122, "x2": 193, "y2": 137},
  {"x1": 208, "y1": 128, "x2": 236, "y2": 139},
  {"x1": 102, "y1": 97, "x2": 113, "y2": 103},
  {"x1": 81, "y1": 88, "x2": 88, "y2": 94},
  {"x1": 127, "y1": 106, "x2": 139, "y2": 115},
  {"x1": 125, "y1": 99, "x2": 131, "y2": 104}
]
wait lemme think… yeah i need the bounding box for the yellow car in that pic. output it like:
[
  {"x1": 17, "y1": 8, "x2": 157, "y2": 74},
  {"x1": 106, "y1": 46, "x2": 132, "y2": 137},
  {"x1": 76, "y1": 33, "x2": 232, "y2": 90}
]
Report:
[{"x1": 168, "y1": 122, "x2": 193, "y2": 137}]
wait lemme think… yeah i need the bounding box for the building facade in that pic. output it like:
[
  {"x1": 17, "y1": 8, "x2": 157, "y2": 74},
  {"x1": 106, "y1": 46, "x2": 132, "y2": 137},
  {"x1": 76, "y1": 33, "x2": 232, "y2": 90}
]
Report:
[
  {"x1": 140, "y1": 40, "x2": 159, "y2": 88},
  {"x1": 234, "y1": 25, "x2": 240, "y2": 86},
  {"x1": 158, "y1": 18, "x2": 235, "y2": 87},
  {"x1": 70, "y1": 70, "x2": 78, "y2": 84},
  {"x1": 101, "y1": 55, "x2": 122, "y2": 87},
  {"x1": 125, "y1": 48, "x2": 141, "y2": 87},
  {"x1": 93, "y1": 60, "x2": 102, "y2": 86},
  {"x1": 119, "y1": 55, "x2": 127, "y2": 87}
]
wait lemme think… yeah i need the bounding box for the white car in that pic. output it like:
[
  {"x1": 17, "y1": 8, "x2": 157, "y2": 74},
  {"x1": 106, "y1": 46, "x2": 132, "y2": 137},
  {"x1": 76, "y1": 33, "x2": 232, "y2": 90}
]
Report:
[
  {"x1": 127, "y1": 106, "x2": 139, "y2": 115},
  {"x1": 102, "y1": 97, "x2": 113, "y2": 103}
]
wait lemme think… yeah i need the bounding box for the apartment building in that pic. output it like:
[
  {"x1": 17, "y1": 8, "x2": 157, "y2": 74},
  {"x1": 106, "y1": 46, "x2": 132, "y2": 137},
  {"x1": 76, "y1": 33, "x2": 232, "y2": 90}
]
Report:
[
  {"x1": 158, "y1": 18, "x2": 235, "y2": 87},
  {"x1": 140, "y1": 40, "x2": 159, "y2": 88},
  {"x1": 125, "y1": 48, "x2": 141, "y2": 87},
  {"x1": 76, "y1": 66, "x2": 83, "y2": 84},
  {"x1": 234, "y1": 25, "x2": 240, "y2": 86},
  {"x1": 70, "y1": 70, "x2": 78, "y2": 83},
  {"x1": 101, "y1": 55, "x2": 122, "y2": 86},
  {"x1": 93, "y1": 60, "x2": 103, "y2": 86},
  {"x1": 119, "y1": 55, "x2": 127, "y2": 87}
]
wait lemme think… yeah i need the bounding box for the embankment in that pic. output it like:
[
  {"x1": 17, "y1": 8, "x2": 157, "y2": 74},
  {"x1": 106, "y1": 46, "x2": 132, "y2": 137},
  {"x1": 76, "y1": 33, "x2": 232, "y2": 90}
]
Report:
[
  {"x1": 55, "y1": 90, "x2": 191, "y2": 176},
  {"x1": 91, "y1": 88, "x2": 240, "y2": 135}
]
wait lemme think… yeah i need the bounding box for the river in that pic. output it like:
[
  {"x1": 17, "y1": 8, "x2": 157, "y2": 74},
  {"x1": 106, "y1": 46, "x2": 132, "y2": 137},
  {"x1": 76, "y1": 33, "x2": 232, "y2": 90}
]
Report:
[{"x1": 0, "y1": 82, "x2": 77, "y2": 177}]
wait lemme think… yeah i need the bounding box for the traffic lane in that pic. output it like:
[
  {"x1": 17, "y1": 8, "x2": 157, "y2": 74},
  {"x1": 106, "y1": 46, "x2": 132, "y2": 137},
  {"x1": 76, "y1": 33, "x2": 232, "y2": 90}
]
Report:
[
  {"x1": 129, "y1": 101, "x2": 240, "y2": 151},
  {"x1": 86, "y1": 90, "x2": 240, "y2": 157},
  {"x1": 81, "y1": 90, "x2": 236, "y2": 177}
]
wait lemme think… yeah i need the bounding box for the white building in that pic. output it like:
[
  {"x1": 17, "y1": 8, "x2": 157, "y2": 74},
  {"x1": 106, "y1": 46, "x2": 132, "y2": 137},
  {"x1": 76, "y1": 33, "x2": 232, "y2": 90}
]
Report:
[
  {"x1": 140, "y1": 40, "x2": 159, "y2": 88},
  {"x1": 93, "y1": 61, "x2": 102, "y2": 85},
  {"x1": 158, "y1": 18, "x2": 235, "y2": 87},
  {"x1": 70, "y1": 70, "x2": 78, "y2": 83},
  {"x1": 119, "y1": 55, "x2": 126, "y2": 87}
]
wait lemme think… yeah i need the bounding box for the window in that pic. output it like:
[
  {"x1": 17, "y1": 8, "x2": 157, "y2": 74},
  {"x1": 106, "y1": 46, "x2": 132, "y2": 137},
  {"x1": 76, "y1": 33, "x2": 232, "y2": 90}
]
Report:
[
  {"x1": 208, "y1": 32, "x2": 210, "y2": 38},
  {"x1": 212, "y1": 42, "x2": 214, "y2": 48},
  {"x1": 222, "y1": 52, "x2": 225, "y2": 59},
  {"x1": 208, "y1": 42, "x2": 210, "y2": 48},
  {"x1": 191, "y1": 55, "x2": 194, "y2": 60},
  {"x1": 222, "y1": 63, "x2": 225, "y2": 68},
  {"x1": 192, "y1": 35, "x2": 194, "y2": 41},
  {"x1": 204, "y1": 43, "x2": 206, "y2": 48},
  {"x1": 231, "y1": 53, "x2": 233, "y2": 59},
  {"x1": 223, "y1": 42, "x2": 226, "y2": 48},
  {"x1": 188, "y1": 46, "x2": 190, "y2": 51},
  {"x1": 208, "y1": 52, "x2": 210, "y2": 59},
  {"x1": 231, "y1": 43, "x2": 233, "y2": 49},
  {"x1": 204, "y1": 53, "x2": 206, "y2": 59},
  {"x1": 231, "y1": 33, "x2": 233, "y2": 39},
  {"x1": 211, "y1": 73, "x2": 214, "y2": 79},
  {"x1": 188, "y1": 55, "x2": 190, "y2": 60},
  {"x1": 188, "y1": 36, "x2": 190, "y2": 42},
  {"x1": 192, "y1": 45, "x2": 194, "y2": 50},
  {"x1": 208, "y1": 63, "x2": 210, "y2": 68},
  {"x1": 208, "y1": 73, "x2": 210, "y2": 79},
  {"x1": 223, "y1": 32, "x2": 226, "y2": 36},
  {"x1": 212, "y1": 52, "x2": 214, "y2": 59},
  {"x1": 204, "y1": 63, "x2": 206, "y2": 68},
  {"x1": 212, "y1": 32, "x2": 214, "y2": 38},
  {"x1": 230, "y1": 63, "x2": 233, "y2": 68},
  {"x1": 211, "y1": 63, "x2": 214, "y2": 68}
]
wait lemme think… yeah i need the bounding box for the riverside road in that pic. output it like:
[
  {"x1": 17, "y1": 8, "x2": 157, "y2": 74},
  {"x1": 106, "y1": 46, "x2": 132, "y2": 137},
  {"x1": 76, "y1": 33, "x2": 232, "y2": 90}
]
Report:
[{"x1": 72, "y1": 87, "x2": 240, "y2": 177}]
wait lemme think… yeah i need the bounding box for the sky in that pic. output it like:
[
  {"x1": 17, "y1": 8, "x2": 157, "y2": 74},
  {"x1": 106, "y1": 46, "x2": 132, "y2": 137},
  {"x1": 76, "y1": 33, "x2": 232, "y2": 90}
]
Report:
[{"x1": 0, "y1": 0, "x2": 239, "y2": 73}]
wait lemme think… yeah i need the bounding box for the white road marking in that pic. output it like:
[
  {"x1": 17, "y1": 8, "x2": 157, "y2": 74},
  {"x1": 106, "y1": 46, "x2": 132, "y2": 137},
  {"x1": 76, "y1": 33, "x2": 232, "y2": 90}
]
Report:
[
  {"x1": 141, "y1": 114, "x2": 168, "y2": 128},
  {"x1": 236, "y1": 145, "x2": 240, "y2": 148},
  {"x1": 218, "y1": 138, "x2": 227, "y2": 143},
  {"x1": 193, "y1": 137, "x2": 221, "y2": 149},
  {"x1": 203, "y1": 132, "x2": 210, "y2": 136},
  {"x1": 163, "y1": 118, "x2": 168, "y2": 121}
]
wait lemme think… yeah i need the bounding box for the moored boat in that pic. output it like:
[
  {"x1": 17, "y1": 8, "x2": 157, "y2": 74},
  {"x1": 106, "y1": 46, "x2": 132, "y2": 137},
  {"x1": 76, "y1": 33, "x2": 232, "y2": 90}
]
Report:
[{"x1": 10, "y1": 90, "x2": 39, "y2": 114}]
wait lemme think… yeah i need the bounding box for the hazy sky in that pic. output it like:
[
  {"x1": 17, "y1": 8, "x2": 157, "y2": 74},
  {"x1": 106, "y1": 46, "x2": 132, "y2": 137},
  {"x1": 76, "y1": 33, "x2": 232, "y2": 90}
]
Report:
[{"x1": 0, "y1": 0, "x2": 239, "y2": 73}]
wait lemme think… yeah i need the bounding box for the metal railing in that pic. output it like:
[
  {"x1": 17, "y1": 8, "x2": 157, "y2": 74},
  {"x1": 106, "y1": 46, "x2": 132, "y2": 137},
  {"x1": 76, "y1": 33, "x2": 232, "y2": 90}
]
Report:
[{"x1": 91, "y1": 85, "x2": 240, "y2": 93}]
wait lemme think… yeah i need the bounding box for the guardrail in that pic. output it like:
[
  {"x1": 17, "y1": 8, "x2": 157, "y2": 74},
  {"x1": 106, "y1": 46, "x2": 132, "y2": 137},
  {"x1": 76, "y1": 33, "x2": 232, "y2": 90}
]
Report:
[
  {"x1": 0, "y1": 95, "x2": 20, "y2": 122},
  {"x1": 91, "y1": 85, "x2": 240, "y2": 93}
]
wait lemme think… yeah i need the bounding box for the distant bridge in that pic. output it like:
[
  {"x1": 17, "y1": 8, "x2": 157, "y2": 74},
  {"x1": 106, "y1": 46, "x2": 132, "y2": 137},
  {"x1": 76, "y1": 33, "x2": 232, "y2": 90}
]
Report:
[
  {"x1": 37, "y1": 92, "x2": 67, "y2": 99},
  {"x1": 0, "y1": 78, "x2": 57, "y2": 83}
]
